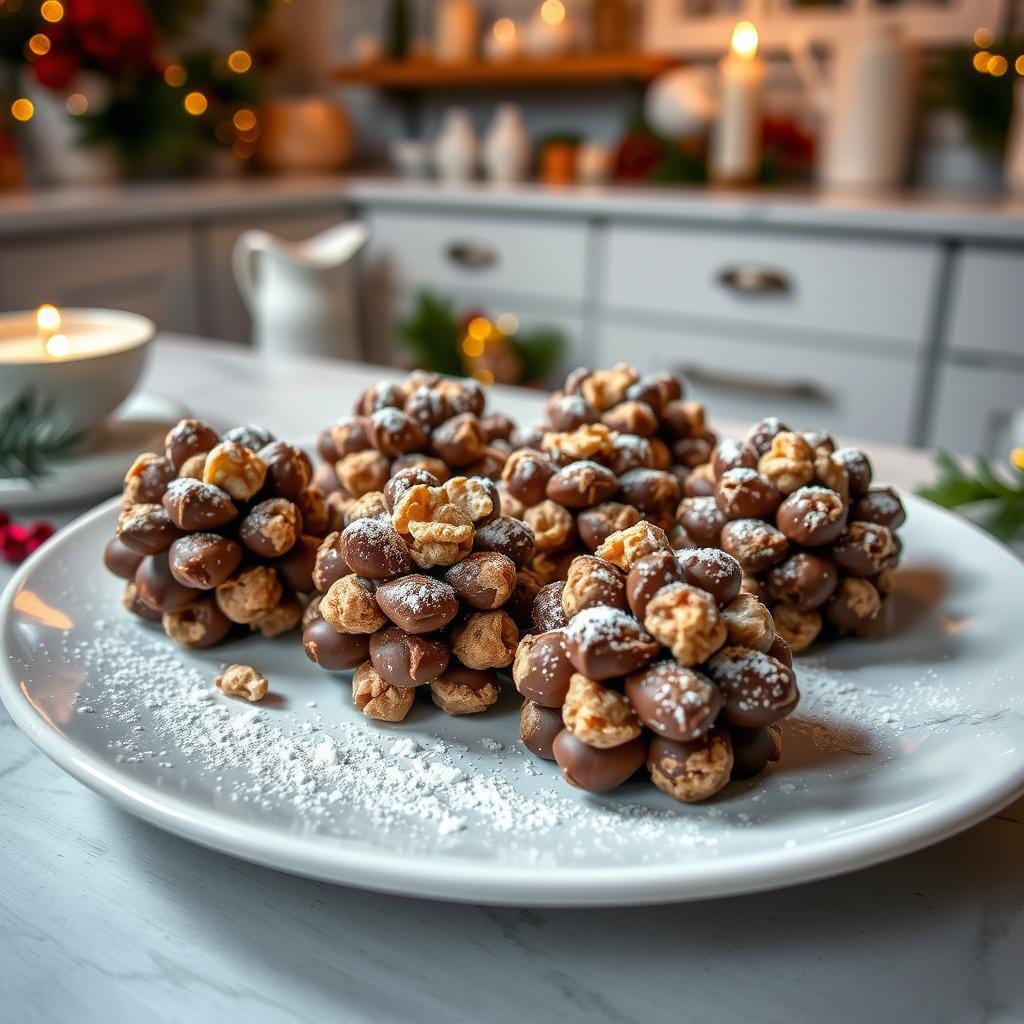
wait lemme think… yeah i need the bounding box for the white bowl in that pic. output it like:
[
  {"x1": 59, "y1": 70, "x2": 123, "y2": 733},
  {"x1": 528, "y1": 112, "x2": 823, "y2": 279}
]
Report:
[{"x1": 0, "y1": 308, "x2": 155, "y2": 437}]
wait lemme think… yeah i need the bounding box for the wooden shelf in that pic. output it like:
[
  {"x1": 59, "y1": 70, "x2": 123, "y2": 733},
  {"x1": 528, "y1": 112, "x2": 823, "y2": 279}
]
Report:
[{"x1": 332, "y1": 54, "x2": 675, "y2": 90}]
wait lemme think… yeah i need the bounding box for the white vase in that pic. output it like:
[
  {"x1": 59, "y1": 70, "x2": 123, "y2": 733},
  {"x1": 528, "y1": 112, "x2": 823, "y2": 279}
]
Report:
[
  {"x1": 22, "y1": 73, "x2": 117, "y2": 185},
  {"x1": 435, "y1": 109, "x2": 478, "y2": 183},
  {"x1": 482, "y1": 104, "x2": 530, "y2": 184}
]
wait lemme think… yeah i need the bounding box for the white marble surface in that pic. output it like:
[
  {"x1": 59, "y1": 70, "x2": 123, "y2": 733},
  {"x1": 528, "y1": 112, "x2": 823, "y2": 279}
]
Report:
[
  {"x1": 3, "y1": 337, "x2": 1023, "y2": 1023},
  {"x1": 2, "y1": 175, "x2": 1024, "y2": 241}
]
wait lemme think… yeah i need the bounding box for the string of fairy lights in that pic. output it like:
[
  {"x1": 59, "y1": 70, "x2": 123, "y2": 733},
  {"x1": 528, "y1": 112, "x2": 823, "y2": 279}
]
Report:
[
  {"x1": 7, "y1": 0, "x2": 262, "y2": 160},
  {"x1": 971, "y1": 25, "x2": 1024, "y2": 77}
]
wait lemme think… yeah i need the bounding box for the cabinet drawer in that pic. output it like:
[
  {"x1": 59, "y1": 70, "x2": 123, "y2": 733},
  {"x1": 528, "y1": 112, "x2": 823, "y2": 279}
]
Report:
[
  {"x1": 948, "y1": 247, "x2": 1024, "y2": 360},
  {"x1": 604, "y1": 224, "x2": 940, "y2": 345},
  {"x1": 930, "y1": 363, "x2": 1024, "y2": 457},
  {"x1": 0, "y1": 226, "x2": 200, "y2": 334},
  {"x1": 364, "y1": 209, "x2": 589, "y2": 306},
  {"x1": 598, "y1": 323, "x2": 919, "y2": 445}
]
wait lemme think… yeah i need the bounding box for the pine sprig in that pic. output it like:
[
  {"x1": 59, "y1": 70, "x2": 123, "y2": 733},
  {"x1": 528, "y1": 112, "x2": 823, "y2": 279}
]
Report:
[
  {"x1": 0, "y1": 390, "x2": 85, "y2": 481},
  {"x1": 918, "y1": 451, "x2": 1024, "y2": 541}
]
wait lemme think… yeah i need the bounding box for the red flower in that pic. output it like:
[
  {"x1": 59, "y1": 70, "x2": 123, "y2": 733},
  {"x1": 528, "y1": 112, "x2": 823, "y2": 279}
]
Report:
[
  {"x1": 0, "y1": 520, "x2": 55, "y2": 564},
  {"x1": 64, "y1": 0, "x2": 155, "y2": 72},
  {"x1": 33, "y1": 47, "x2": 81, "y2": 90}
]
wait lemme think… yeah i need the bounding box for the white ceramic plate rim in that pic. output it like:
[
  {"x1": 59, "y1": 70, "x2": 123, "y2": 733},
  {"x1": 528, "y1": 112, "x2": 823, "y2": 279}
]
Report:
[{"x1": 2, "y1": 496, "x2": 1023, "y2": 907}]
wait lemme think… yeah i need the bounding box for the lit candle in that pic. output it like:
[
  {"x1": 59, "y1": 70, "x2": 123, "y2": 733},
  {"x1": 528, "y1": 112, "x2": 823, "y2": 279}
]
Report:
[
  {"x1": 710, "y1": 21, "x2": 764, "y2": 185},
  {"x1": 0, "y1": 307, "x2": 153, "y2": 364},
  {"x1": 0, "y1": 307, "x2": 155, "y2": 436}
]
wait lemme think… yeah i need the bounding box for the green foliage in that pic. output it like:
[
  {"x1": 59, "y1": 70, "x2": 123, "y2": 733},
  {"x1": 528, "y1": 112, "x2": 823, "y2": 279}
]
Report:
[
  {"x1": 918, "y1": 451, "x2": 1024, "y2": 541},
  {"x1": 933, "y1": 42, "x2": 1020, "y2": 153},
  {"x1": 0, "y1": 389, "x2": 85, "y2": 481},
  {"x1": 399, "y1": 291, "x2": 463, "y2": 377},
  {"x1": 398, "y1": 290, "x2": 567, "y2": 386}
]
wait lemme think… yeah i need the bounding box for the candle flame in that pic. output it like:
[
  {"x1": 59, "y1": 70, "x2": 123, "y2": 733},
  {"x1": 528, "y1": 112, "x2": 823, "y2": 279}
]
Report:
[
  {"x1": 540, "y1": 0, "x2": 566, "y2": 27},
  {"x1": 45, "y1": 333, "x2": 72, "y2": 358},
  {"x1": 36, "y1": 304, "x2": 61, "y2": 334},
  {"x1": 731, "y1": 21, "x2": 758, "y2": 59}
]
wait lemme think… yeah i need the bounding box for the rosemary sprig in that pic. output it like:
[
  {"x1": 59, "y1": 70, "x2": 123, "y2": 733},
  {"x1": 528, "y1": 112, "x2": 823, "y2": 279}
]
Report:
[
  {"x1": 918, "y1": 450, "x2": 1024, "y2": 541},
  {"x1": 0, "y1": 389, "x2": 86, "y2": 482}
]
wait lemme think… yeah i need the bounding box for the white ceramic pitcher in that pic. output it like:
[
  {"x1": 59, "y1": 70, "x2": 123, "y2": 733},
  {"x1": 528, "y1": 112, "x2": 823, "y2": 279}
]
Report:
[
  {"x1": 232, "y1": 221, "x2": 368, "y2": 359},
  {"x1": 790, "y1": 23, "x2": 917, "y2": 192}
]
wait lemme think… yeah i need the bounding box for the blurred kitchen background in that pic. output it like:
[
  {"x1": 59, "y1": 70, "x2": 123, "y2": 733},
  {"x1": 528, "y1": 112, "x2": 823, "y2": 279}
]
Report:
[{"x1": 2, "y1": 0, "x2": 1024, "y2": 459}]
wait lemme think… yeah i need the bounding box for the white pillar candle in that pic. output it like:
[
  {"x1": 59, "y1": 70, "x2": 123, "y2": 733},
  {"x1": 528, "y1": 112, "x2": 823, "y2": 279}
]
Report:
[
  {"x1": 710, "y1": 21, "x2": 764, "y2": 185},
  {"x1": 436, "y1": 0, "x2": 480, "y2": 63}
]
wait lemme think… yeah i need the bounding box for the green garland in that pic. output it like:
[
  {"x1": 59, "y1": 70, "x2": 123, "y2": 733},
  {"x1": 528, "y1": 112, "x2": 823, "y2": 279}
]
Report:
[{"x1": 918, "y1": 451, "x2": 1024, "y2": 541}]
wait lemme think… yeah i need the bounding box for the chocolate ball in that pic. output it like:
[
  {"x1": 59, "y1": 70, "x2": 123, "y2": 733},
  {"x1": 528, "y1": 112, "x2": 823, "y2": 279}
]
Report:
[
  {"x1": 122, "y1": 582, "x2": 163, "y2": 622},
  {"x1": 715, "y1": 467, "x2": 782, "y2": 521},
  {"x1": 777, "y1": 486, "x2": 847, "y2": 547},
  {"x1": 369, "y1": 625, "x2": 449, "y2": 687},
  {"x1": 712, "y1": 438, "x2": 758, "y2": 480},
  {"x1": 577, "y1": 502, "x2": 641, "y2": 550},
  {"x1": 161, "y1": 479, "x2": 238, "y2": 531},
  {"x1": 375, "y1": 574, "x2": 460, "y2": 633},
  {"x1": 502, "y1": 449, "x2": 557, "y2": 507},
  {"x1": 168, "y1": 534, "x2": 243, "y2": 590},
  {"x1": 104, "y1": 536, "x2": 144, "y2": 580},
  {"x1": 720, "y1": 519, "x2": 790, "y2": 574},
  {"x1": 678, "y1": 548, "x2": 742, "y2": 607},
  {"x1": 239, "y1": 498, "x2": 302, "y2": 558},
  {"x1": 765, "y1": 552, "x2": 838, "y2": 611},
  {"x1": 367, "y1": 407, "x2": 429, "y2": 457},
  {"x1": 162, "y1": 598, "x2": 232, "y2": 649},
  {"x1": 303, "y1": 617, "x2": 370, "y2": 670},
  {"x1": 552, "y1": 730, "x2": 648, "y2": 793},
  {"x1": 850, "y1": 486, "x2": 906, "y2": 530},
  {"x1": 676, "y1": 496, "x2": 728, "y2": 548},
  {"x1": 729, "y1": 725, "x2": 782, "y2": 779},
  {"x1": 257, "y1": 441, "x2": 313, "y2": 501},
  {"x1": 706, "y1": 647, "x2": 799, "y2": 728},
  {"x1": 273, "y1": 534, "x2": 319, "y2": 593},
  {"x1": 520, "y1": 700, "x2": 563, "y2": 760},
  {"x1": 825, "y1": 577, "x2": 882, "y2": 634},
  {"x1": 431, "y1": 413, "x2": 485, "y2": 467},
  {"x1": 444, "y1": 551, "x2": 517, "y2": 610},
  {"x1": 625, "y1": 661, "x2": 722, "y2": 742},
  {"x1": 831, "y1": 521, "x2": 895, "y2": 578},
  {"x1": 472, "y1": 516, "x2": 535, "y2": 569},
  {"x1": 313, "y1": 532, "x2": 352, "y2": 593},
  {"x1": 767, "y1": 632, "x2": 793, "y2": 669},
  {"x1": 513, "y1": 629, "x2": 575, "y2": 707},
  {"x1": 384, "y1": 467, "x2": 440, "y2": 513},
  {"x1": 617, "y1": 468, "x2": 681, "y2": 519},
  {"x1": 563, "y1": 606, "x2": 660, "y2": 682},
  {"x1": 117, "y1": 504, "x2": 181, "y2": 556},
  {"x1": 165, "y1": 418, "x2": 219, "y2": 471},
  {"x1": 134, "y1": 553, "x2": 198, "y2": 613},
  {"x1": 545, "y1": 392, "x2": 600, "y2": 431},
  {"x1": 681, "y1": 465, "x2": 717, "y2": 498},
  {"x1": 626, "y1": 550, "x2": 684, "y2": 620},
  {"x1": 533, "y1": 581, "x2": 568, "y2": 631},
  {"x1": 647, "y1": 730, "x2": 733, "y2": 803},
  {"x1": 223, "y1": 424, "x2": 275, "y2": 452},
  {"x1": 546, "y1": 460, "x2": 619, "y2": 510},
  {"x1": 834, "y1": 447, "x2": 873, "y2": 499},
  {"x1": 746, "y1": 417, "x2": 788, "y2": 457},
  {"x1": 338, "y1": 516, "x2": 414, "y2": 581}
]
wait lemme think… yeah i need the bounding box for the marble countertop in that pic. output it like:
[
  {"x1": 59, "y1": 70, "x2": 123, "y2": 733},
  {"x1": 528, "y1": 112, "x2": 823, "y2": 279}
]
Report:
[
  {"x1": 3, "y1": 337, "x2": 1022, "y2": 1024},
  {"x1": 3, "y1": 174, "x2": 1024, "y2": 242}
]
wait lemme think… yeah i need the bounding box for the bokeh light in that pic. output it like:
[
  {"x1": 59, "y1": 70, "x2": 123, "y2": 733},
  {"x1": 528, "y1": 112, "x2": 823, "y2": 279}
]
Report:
[
  {"x1": 10, "y1": 98, "x2": 34, "y2": 122},
  {"x1": 184, "y1": 91, "x2": 208, "y2": 116}
]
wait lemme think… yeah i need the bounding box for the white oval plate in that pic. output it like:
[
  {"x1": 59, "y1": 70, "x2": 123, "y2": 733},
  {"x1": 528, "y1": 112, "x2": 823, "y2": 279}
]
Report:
[{"x1": 2, "y1": 495, "x2": 1023, "y2": 906}]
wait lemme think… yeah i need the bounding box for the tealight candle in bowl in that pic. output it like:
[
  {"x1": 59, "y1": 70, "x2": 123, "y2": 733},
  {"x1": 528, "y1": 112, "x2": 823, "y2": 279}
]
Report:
[{"x1": 0, "y1": 306, "x2": 155, "y2": 438}]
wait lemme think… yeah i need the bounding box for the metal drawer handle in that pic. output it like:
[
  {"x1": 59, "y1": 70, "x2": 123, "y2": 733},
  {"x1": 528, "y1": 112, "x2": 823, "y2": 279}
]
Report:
[
  {"x1": 716, "y1": 264, "x2": 792, "y2": 296},
  {"x1": 675, "y1": 364, "x2": 831, "y2": 403},
  {"x1": 445, "y1": 240, "x2": 499, "y2": 270}
]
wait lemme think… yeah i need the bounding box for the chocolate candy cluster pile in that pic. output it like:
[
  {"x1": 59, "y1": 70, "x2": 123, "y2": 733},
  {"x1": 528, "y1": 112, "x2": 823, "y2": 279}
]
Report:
[
  {"x1": 302, "y1": 465, "x2": 539, "y2": 722},
  {"x1": 514, "y1": 520, "x2": 798, "y2": 802},
  {"x1": 104, "y1": 419, "x2": 328, "y2": 648},
  {"x1": 499, "y1": 363, "x2": 715, "y2": 585},
  {"x1": 677, "y1": 417, "x2": 906, "y2": 653},
  {"x1": 313, "y1": 372, "x2": 515, "y2": 529}
]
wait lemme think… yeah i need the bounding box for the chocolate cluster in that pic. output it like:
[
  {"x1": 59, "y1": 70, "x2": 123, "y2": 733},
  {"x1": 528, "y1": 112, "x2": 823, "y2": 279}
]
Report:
[
  {"x1": 302, "y1": 466, "x2": 539, "y2": 722},
  {"x1": 104, "y1": 420, "x2": 328, "y2": 648},
  {"x1": 676, "y1": 418, "x2": 906, "y2": 653},
  {"x1": 313, "y1": 372, "x2": 516, "y2": 530},
  {"x1": 514, "y1": 522, "x2": 798, "y2": 802},
  {"x1": 499, "y1": 364, "x2": 716, "y2": 585}
]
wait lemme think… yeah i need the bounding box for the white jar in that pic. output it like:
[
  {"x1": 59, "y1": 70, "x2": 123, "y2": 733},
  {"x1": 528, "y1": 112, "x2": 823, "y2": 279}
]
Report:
[
  {"x1": 482, "y1": 104, "x2": 530, "y2": 184},
  {"x1": 435, "y1": 108, "x2": 478, "y2": 183}
]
